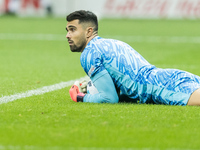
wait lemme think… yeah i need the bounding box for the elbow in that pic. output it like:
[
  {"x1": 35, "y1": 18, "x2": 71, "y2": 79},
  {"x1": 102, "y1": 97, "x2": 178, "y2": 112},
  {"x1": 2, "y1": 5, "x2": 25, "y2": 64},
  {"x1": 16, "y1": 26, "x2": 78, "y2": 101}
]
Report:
[{"x1": 103, "y1": 94, "x2": 119, "y2": 103}]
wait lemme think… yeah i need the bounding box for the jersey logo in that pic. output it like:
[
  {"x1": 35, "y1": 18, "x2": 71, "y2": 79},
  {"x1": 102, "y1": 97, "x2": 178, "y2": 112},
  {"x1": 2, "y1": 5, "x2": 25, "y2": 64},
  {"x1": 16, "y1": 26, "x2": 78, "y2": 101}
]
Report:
[{"x1": 88, "y1": 65, "x2": 95, "y2": 77}]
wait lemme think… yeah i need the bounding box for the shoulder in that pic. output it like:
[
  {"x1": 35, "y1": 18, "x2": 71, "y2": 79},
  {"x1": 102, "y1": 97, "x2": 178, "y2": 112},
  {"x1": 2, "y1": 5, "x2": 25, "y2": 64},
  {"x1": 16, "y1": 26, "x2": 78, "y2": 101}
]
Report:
[
  {"x1": 80, "y1": 36, "x2": 105, "y2": 61},
  {"x1": 86, "y1": 36, "x2": 122, "y2": 51},
  {"x1": 80, "y1": 37, "x2": 104, "y2": 74}
]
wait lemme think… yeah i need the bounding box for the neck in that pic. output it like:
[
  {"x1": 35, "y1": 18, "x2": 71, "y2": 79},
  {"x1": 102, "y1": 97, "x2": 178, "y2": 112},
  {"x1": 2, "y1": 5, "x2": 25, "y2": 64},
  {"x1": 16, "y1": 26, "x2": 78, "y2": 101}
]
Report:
[
  {"x1": 81, "y1": 32, "x2": 98, "y2": 53},
  {"x1": 86, "y1": 32, "x2": 98, "y2": 45}
]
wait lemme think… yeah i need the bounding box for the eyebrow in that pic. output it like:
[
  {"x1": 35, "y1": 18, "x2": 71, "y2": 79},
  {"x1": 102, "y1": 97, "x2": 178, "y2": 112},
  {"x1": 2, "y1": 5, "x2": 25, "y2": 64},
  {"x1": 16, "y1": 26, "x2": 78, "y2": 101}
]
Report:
[{"x1": 66, "y1": 25, "x2": 77, "y2": 31}]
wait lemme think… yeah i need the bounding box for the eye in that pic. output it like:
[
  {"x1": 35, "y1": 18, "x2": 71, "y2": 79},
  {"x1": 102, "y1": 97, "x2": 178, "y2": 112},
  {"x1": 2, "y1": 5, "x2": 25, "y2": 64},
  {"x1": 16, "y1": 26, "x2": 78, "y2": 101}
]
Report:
[{"x1": 71, "y1": 28, "x2": 75, "y2": 32}]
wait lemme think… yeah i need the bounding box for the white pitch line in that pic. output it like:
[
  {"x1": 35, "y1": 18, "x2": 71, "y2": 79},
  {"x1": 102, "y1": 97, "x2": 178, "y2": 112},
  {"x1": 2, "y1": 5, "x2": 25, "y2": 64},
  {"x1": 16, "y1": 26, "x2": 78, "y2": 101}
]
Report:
[
  {"x1": 0, "y1": 76, "x2": 89, "y2": 105},
  {"x1": 107, "y1": 35, "x2": 200, "y2": 44},
  {"x1": 0, "y1": 33, "x2": 65, "y2": 41},
  {"x1": 0, "y1": 33, "x2": 200, "y2": 43}
]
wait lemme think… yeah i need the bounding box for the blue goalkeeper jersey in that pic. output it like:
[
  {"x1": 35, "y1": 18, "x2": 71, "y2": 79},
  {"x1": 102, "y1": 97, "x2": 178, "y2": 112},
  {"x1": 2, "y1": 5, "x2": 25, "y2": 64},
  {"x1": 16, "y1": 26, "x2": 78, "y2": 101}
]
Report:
[{"x1": 80, "y1": 36, "x2": 200, "y2": 105}]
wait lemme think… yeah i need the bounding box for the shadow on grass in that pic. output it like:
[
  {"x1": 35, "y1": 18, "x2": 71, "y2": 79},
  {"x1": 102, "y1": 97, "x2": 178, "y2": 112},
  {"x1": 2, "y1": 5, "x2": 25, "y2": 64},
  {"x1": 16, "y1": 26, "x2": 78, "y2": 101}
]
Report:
[{"x1": 118, "y1": 94, "x2": 156, "y2": 104}]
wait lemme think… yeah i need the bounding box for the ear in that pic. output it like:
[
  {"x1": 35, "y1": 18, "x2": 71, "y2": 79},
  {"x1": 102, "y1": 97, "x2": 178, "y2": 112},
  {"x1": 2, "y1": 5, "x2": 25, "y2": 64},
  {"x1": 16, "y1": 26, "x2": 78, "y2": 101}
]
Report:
[{"x1": 86, "y1": 27, "x2": 94, "y2": 38}]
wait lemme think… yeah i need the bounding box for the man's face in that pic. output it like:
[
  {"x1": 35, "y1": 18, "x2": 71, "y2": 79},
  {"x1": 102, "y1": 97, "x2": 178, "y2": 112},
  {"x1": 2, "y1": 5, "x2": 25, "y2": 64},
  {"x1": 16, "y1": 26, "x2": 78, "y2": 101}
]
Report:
[{"x1": 66, "y1": 19, "x2": 87, "y2": 52}]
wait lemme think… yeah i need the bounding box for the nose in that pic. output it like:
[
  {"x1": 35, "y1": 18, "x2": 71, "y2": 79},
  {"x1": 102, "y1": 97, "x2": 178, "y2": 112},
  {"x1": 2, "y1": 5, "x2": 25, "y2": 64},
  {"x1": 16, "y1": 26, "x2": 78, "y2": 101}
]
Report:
[{"x1": 66, "y1": 32, "x2": 70, "y2": 39}]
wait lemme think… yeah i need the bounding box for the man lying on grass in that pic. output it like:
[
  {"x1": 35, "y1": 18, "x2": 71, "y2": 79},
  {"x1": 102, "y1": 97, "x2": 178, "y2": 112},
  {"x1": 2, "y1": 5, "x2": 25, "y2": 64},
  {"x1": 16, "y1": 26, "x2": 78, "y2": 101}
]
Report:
[{"x1": 66, "y1": 10, "x2": 200, "y2": 106}]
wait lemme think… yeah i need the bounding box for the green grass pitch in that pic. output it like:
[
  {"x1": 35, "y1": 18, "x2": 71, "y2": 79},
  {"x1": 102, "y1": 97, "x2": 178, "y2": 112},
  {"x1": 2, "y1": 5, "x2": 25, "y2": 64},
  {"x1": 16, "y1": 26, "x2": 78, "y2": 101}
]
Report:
[{"x1": 0, "y1": 16, "x2": 200, "y2": 150}]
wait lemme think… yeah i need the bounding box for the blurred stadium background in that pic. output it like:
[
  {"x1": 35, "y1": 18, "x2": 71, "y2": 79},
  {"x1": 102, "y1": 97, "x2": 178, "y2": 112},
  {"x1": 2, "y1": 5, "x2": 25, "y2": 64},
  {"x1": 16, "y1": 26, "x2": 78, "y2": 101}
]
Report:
[{"x1": 0, "y1": 0, "x2": 200, "y2": 19}]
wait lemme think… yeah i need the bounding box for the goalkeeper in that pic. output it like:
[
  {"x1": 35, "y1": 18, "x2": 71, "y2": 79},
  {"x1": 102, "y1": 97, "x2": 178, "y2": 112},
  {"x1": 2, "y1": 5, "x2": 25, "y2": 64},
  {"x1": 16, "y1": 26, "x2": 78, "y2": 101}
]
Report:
[{"x1": 66, "y1": 10, "x2": 200, "y2": 106}]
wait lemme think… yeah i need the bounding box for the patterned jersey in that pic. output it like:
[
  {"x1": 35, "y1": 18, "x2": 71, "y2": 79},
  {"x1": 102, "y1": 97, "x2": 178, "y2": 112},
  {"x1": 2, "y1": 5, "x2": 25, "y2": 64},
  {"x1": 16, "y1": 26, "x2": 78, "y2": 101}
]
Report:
[{"x1": 80, "y1": 36, "x2": 200, "y2": 105}]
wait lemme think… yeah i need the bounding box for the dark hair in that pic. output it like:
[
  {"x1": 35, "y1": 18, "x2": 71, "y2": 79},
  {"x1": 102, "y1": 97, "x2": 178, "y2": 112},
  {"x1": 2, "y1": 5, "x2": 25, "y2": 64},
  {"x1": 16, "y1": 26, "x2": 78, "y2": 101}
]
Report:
[{"x1": 66, "y1": 10, "x2": 98, "y2": 32}]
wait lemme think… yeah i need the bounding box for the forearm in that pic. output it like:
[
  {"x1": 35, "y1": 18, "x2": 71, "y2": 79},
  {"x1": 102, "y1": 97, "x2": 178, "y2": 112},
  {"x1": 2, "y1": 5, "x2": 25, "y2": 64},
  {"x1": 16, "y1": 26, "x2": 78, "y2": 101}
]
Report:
[
  {"x1": 83, "y1": 93, "x2": 117, "y2": 103},
  {"x1": 83, "y1": 70, "x2": 119, "y2": 103}
]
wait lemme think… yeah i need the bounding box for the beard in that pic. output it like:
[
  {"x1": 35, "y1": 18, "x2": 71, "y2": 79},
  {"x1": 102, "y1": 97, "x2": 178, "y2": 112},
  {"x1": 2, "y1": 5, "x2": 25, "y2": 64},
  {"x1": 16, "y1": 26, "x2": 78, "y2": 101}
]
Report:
[{"x1": 69, "y1": 38, "x2": 87, "y2": 52}]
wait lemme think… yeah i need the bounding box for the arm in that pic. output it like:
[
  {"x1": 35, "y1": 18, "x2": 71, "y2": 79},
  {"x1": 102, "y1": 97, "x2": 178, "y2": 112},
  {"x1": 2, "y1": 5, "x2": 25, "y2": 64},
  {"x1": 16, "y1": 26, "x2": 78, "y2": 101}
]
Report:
[
  {"x1": 83, "y1": 69, "x2": 119, "y2": 103},
  {"x1": 78, "y1": 44, "x2": 119, "y2": 103}
]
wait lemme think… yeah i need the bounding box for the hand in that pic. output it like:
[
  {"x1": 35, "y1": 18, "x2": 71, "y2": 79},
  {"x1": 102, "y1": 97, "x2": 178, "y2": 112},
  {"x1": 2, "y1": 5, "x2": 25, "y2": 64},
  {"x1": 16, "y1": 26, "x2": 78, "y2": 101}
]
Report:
[
  {"x1": 69, "y1": 85, "x2": 85, "y2": 102},
  {"x1": 79, "y1": 80, "x2": 88, "y2": 93},
  {"x1": 69, "y1": 85, "x2": 79, "y2": 102},
  {"x1": 73, "y1": 80, "x2": 88, "y2": 93}
]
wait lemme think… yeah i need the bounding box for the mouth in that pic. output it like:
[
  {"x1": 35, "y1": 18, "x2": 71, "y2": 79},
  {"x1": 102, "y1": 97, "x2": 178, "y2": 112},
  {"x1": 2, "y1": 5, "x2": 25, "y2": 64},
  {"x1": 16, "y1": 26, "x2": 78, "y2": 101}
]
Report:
[{"x1": 68, "y1": 40, "x2": 74, "y2": 45}]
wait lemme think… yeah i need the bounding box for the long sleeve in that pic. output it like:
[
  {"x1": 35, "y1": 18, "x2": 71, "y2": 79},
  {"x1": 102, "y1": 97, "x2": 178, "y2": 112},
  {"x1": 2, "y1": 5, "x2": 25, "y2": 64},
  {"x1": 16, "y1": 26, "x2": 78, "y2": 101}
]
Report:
[{"x1": 83, "y1": 69, "x2": 119, "y2": 103}]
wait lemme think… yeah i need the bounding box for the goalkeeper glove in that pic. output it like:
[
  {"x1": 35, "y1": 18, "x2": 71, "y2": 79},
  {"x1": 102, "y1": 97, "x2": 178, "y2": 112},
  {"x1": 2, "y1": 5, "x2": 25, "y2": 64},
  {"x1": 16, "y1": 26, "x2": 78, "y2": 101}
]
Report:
[
  {"x1": 69, "y1": 81, "x2": 85, "y2": 102},
  {"x1": 79, "y1": 80, "x2": 88, "y2": 94}
]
